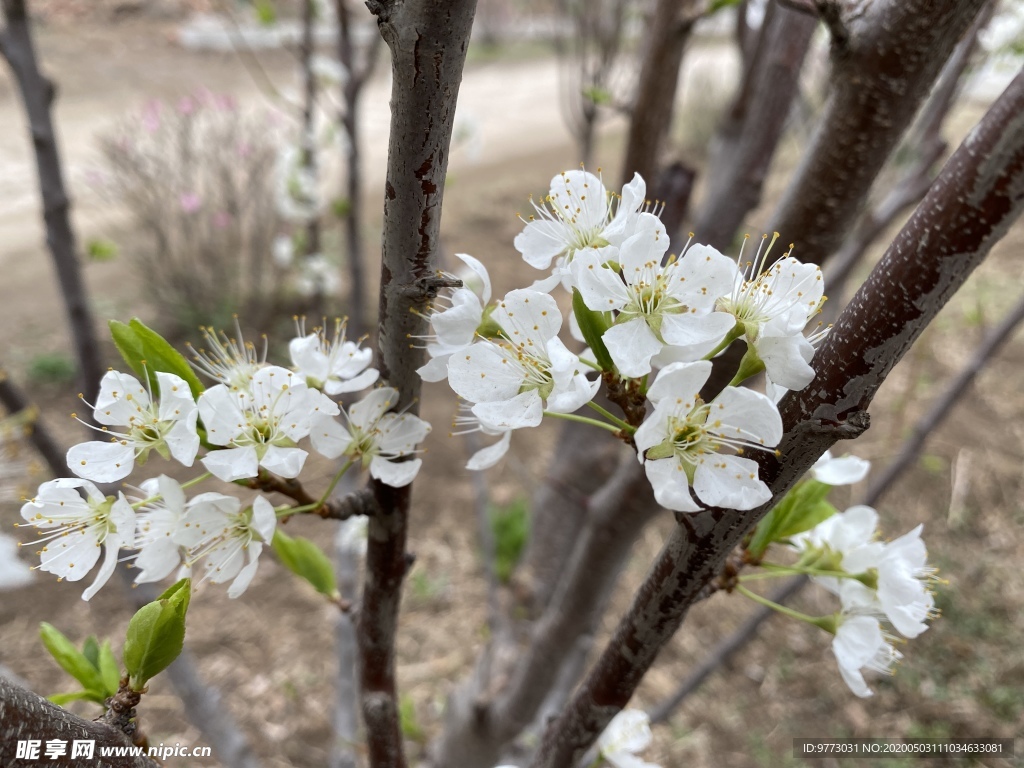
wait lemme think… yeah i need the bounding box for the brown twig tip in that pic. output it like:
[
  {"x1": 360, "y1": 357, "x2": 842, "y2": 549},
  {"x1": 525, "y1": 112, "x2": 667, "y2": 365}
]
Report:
[
  {"x1": 99, "y1": 678, "x2": 144, "y2": 737},
  {"x1": 407, "y1": 274, "x2": 463, "y2": 300}
]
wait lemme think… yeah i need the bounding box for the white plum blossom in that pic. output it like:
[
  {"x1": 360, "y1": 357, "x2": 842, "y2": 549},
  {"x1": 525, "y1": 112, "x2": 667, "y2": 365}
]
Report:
[
  {"x1": 571, "y1": 214, "x2": 737, "y2": 376},
  {"x1": 311, "y1": 387, "x2": 431, "y2": 488},
  {"x1": 67, "y1": 370, "x2": 200, "y2": 483},
  {"x1": 336, "y1": 515, "x2": 368, "y2": 557},
  {"x1": 132, "y1": 475, "x2": 190, "y2": 584},
  {"x1": 596, "y1": 709, "x2": 661, "y2": 768},
  {"x1": 717, "y1": 237, "x2": 825, "y2": 390},
  {"x1": 417, "y1": 253, "x2": 494, "y2": 383},
  {"x1": 831, "y1": 613, "x2": 902, "y2": 698},
  {"x1": 188, "y1": 323, "x2": 266, "y2": 389},
  {"x1": 515, "y1": 170, "x2": 647, "y2": 288},
  {"x1": 450, "y1": 402, "x2": 514, "y2": 471},
  {"x1": 290, "y1": 318, "x2": 378, "y2": 395},
  {"x1": 447, "y1": 289, "x2": 599, "y2": 432},
  {"x1": 174, "y1": 493, "x2": 276, "y2": 598},
  {"x1": 19, "y1": 478, "x2": 136, "y2": 601},
  {"x1": 275, "y1": 144, "x2": 320, "y2": 223},
  {"x1": 794, "y1": 506, "x2": 938, "y2": 640},
  {"x1": 811, "y1": 450, "x2": 870, "y2": 486},
  {"x1": 199, "y1": 365, "x2": 339, "y2": 481},
  {"x1": 634, "y1": 361, "x2": 783, "y2": 512}
]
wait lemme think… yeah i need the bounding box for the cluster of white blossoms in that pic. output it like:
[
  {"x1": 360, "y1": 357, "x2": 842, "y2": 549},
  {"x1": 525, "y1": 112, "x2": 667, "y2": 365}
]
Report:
[
  {"x1": 741, "y1": 451, "x2": 939, "y2": 699},
  {"x1": 419, "y1": 169, "x2": 825, "y2": 512},
  {"x1": 790, "y1": 478, "x2": 940, "y2": 698},
  {"x1": 17, "y1": 320, "x2": 429, "y2": 600}
]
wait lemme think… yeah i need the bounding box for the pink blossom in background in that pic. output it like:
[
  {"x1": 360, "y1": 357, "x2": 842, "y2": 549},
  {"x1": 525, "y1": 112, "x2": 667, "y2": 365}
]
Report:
[
  {"x1": 216, "y1": 94, "x2": 238, "y2": 112},
  {"x1": 177, "y1": 96, "x2": 197, "y2": 115},
  {"x1": 141, "y1": 100, "x2": 163, "y2": 133},
  {"x1": 179, "y1": 192, "x2": 202, "y2": 213},
  {"x1": 212, "y1": 211, "x2": 232, "y2": 229},
  {"x1": 238, "y1": 142, "x2": 253, "y2": 158}
]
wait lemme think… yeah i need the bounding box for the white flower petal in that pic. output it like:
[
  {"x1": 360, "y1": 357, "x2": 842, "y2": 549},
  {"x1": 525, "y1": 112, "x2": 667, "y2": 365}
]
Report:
[
  {"x1": 466, "y1": 431, "x2": 512, "y2": 470},
  {"x1": 603, "y1": 318, "x2": 665, "y2": 378},
  {"x1": 310, "y1": 415, "x2": 354, "y2": 459},
  {"x1": 692, "y1": 454, "x2": 771, "y2": 510},
  {"x1": 644, "y1": 458, "x2": 700, "y2": 512},
  {"x1": 471, "y1": 391, "x2": 544, "y2": 431},
  {"x1": 370, "y1": 456, "x2": 422, "y2": 487},
  {"x1": 260, "y1": 446, "x2": 308, "y2": 478},
  {"x1": 201, "y1": 446, "x2": 259, "y2": 482},
  {"x1": 67, "y1": 440, "x2": 136, "y2": 483}
]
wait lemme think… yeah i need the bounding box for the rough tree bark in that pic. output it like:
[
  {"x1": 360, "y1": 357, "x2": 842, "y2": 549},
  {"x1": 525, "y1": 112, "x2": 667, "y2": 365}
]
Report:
[
  {"x1": 0, "y1": 0, "x2": 104, "y2": 406},
  {"x1": 358, "y1": 2, "x2": 477, "y2": 766},
  {"x1": 0, "y1": 677, "x2": 159, "y2": 768},
  {"x1": 693, "y1": 0, "x2": 818, "y2": 250},
  {"x1": 769, "y1": 0, "x2": 989, "y2": 266},
  {"x1": 528, "y1": 66, "x2": 1024, "y2": 768}
]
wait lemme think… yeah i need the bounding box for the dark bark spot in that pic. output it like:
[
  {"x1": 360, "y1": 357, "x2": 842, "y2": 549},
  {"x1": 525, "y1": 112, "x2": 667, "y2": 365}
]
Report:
[{"x1": 386, "y1": 180, "x2": 396, "y2": 200}]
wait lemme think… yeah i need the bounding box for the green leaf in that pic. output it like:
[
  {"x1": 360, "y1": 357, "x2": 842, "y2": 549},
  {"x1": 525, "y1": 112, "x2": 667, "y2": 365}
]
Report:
[
  {"x1": 109, "y1": 318, "x2": 204, "y2": 399},
  {"x1": 572, "y1": 288, "x2": 615, "y2": 372},
  {"x1": 272, "y1": 530, "x2": 339, "y2": 600},
  {"x1": 49, "y1": 690, "x2": 107, "y2": 706},
  {"x1": 776, "y1": 499, "x2": 838, "y2": 541},
  {"x1": 399, "y1": 694, "x2": 426, "y2": 743},
  {"x1": 747, "y1": 481, "x2": 837, "y2": 559},
  {"x1": 489, "y1": 498, "x2": 530, "y2": 584},
  {"x1": 123, "y1": 578, "x2": 191, "y2": 690},
  {"x1": 82, "y1": 636, "x2": 100, "y2": 670},
  {"x1": 86, "y1": 238, "x2": 119, "y2": 262},
  {"x1": 129, "y1": 319, "x2": 205, "y2": 399},
  {"x1": 97, "y1": 640, "x2": 122, "y2": 697},
  {"x1": 254, "y1": 0, "x2": 277, "y2": 25},
  {"x1": 708, "y1": 0, "x2": 742, "y2": 12},
  {"x1": 39, "y1": 623, "x2": 105, "y2": 694}
]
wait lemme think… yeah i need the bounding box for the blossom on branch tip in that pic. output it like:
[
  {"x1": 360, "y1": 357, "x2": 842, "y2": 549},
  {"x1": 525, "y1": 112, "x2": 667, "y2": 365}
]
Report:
[
  {"x1": 570, "y1": 215, "x2": 737, "y2": 376},
  {"x1": 174, "y1": 494, "x2": 276, "y2": 598},
  {"x1": 447, "y1": 289, "x2": 598, "y2": 432},
  {"x1": 187, "y1": 323, "x2": 267, "y2": 389},
  {"x1": 417, "y1": 253, "x2": 494, "y2": 383},
  {"x1": 635, "y1": 361, "x2": 782, "y2": 512},
  {"x1": 597, "y1": 709, "x2": 661, "y2": 768},
  {"x1": 132, "y1": 475, "x2": 190, "y2": 585},
  {"x1": 19, "y1": 478, "x2": 136, "y2": 601},
  {"x1": 67, "y1": 370, "x2": 199, "y2": 483},
  {"x1": 515, "y1": 169, "x2": 649, "y2": 289},
  {"x1": 310, "y1": 387, "x2": 431, "y2": 488},
  {"x1": 289, "y1": 317, "x2": 378, "y2": 395},
  {"x1": 831, "y1": 613, "x2": 902, "y2": 698},
  {"x1": 198, "y1": 365, "x2": 339, "y2": 482},
  {"x1": 811, "y1": 450, "x2": 870, "y2": 486},
  {"x1": 717, "y1": 235, "x2": 825, "y2": 390}
]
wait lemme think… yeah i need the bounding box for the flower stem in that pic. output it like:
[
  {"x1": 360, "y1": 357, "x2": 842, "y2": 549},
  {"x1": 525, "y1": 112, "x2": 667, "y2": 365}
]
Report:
[
  {"x1": 543, "y1": 410, "x2": 622, "y2": 433},
  {"x1": 758, "y1": 562, "x2": 858, "y2": 580},
  {"x1": 585, "y1": 401, "x2": 634, "y2": 432},
  {"x1": 130, "y1": 472, "x2": 212, "y2": 509},
  {"x1": 702, "y1": 325, "x2": 743, "y2": 362},
  {"x1": 318, "y1": 459, "x2": 356, "y2": 508},
  {"x1": 734, "y1": 584, "x2": 833, "y2": 630}
]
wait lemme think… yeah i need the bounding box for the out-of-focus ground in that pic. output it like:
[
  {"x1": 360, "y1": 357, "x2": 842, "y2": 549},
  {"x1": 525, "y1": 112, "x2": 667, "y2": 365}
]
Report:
[{"x1": 1, "y1": 8, "x2": 1023, "y2": 768}]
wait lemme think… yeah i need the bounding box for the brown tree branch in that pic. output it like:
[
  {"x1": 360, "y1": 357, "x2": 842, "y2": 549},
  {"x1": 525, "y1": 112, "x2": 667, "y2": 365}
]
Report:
[
  {"x1": 359, "y1": 2, "x2": 478, "y2": 766},
  {"x1": 0, "y1": 677, "x2": 159, "y2": 768},
  {"x1": 0, "y1": 368, "x2": 66, "y2": 477},
  {"x1": 0, "y1": 0, "x2": 105, "y2": 413},
  {"x1": 648, "y1": 286, "x2": 1024, "y2": 723},
  {"x1": 769, "y1": 0, "x2": 989, "y2": 267},
  {"x1": 529, "y1": 66, "x2": 1024, "y2": 768},
  {"x1": 823, "y1": 0, "x2": 994, "y2": 298}
]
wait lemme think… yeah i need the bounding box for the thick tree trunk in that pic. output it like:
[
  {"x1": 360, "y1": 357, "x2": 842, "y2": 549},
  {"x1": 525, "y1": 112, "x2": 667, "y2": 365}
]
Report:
[
  {"x1": 358, "y1": 3, "x2": 478, "y2": 767},
  {"x1": 769, "y1": 0, "x2": 989, "y2": 266},
  {"x1": 0, "y1": 0, "x2": 104, "y2": 408}
]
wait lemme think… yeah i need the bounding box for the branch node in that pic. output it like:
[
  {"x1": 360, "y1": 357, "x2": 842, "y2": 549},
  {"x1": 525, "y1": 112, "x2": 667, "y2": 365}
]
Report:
[{"x1": 407, "y1": 274, "x2": 463, "y2": 301}]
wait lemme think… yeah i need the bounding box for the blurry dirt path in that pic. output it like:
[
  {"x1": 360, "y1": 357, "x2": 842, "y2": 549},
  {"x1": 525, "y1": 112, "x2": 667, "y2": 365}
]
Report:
[{"x1": 0, "y1": 21, "x2": 579, "y2": 264}]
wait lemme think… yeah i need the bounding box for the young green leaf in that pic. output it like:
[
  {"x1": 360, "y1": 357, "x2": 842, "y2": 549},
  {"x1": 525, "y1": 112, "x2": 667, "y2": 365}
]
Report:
[
  {"x1": 123, "y1": 578, "x2": 191, "y2": 690},
  {"x1": 109, "y1": 320, "x2": 147, "y2": 382},
  {"x1": 272, "y1": 530, "x2": 340, "y2": 600},
  {"x1": 129, "y1": 319, "x2": 205, "y2": 398},
  {"x1": 82, "y1": 635, "x2": 100, "y2": 670},
  {"x1": 49, "y1": 690, "x2": 107, "y2": 706},
  {"x1": 572, "y1": 288, "x2": 615, "y2": 372},
  {"x1": 39, "y1": 623, "x2": 105, "y2": 694},
  {"x1": 97, "y1": 640, "x2": 122, "y2": 697}
]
